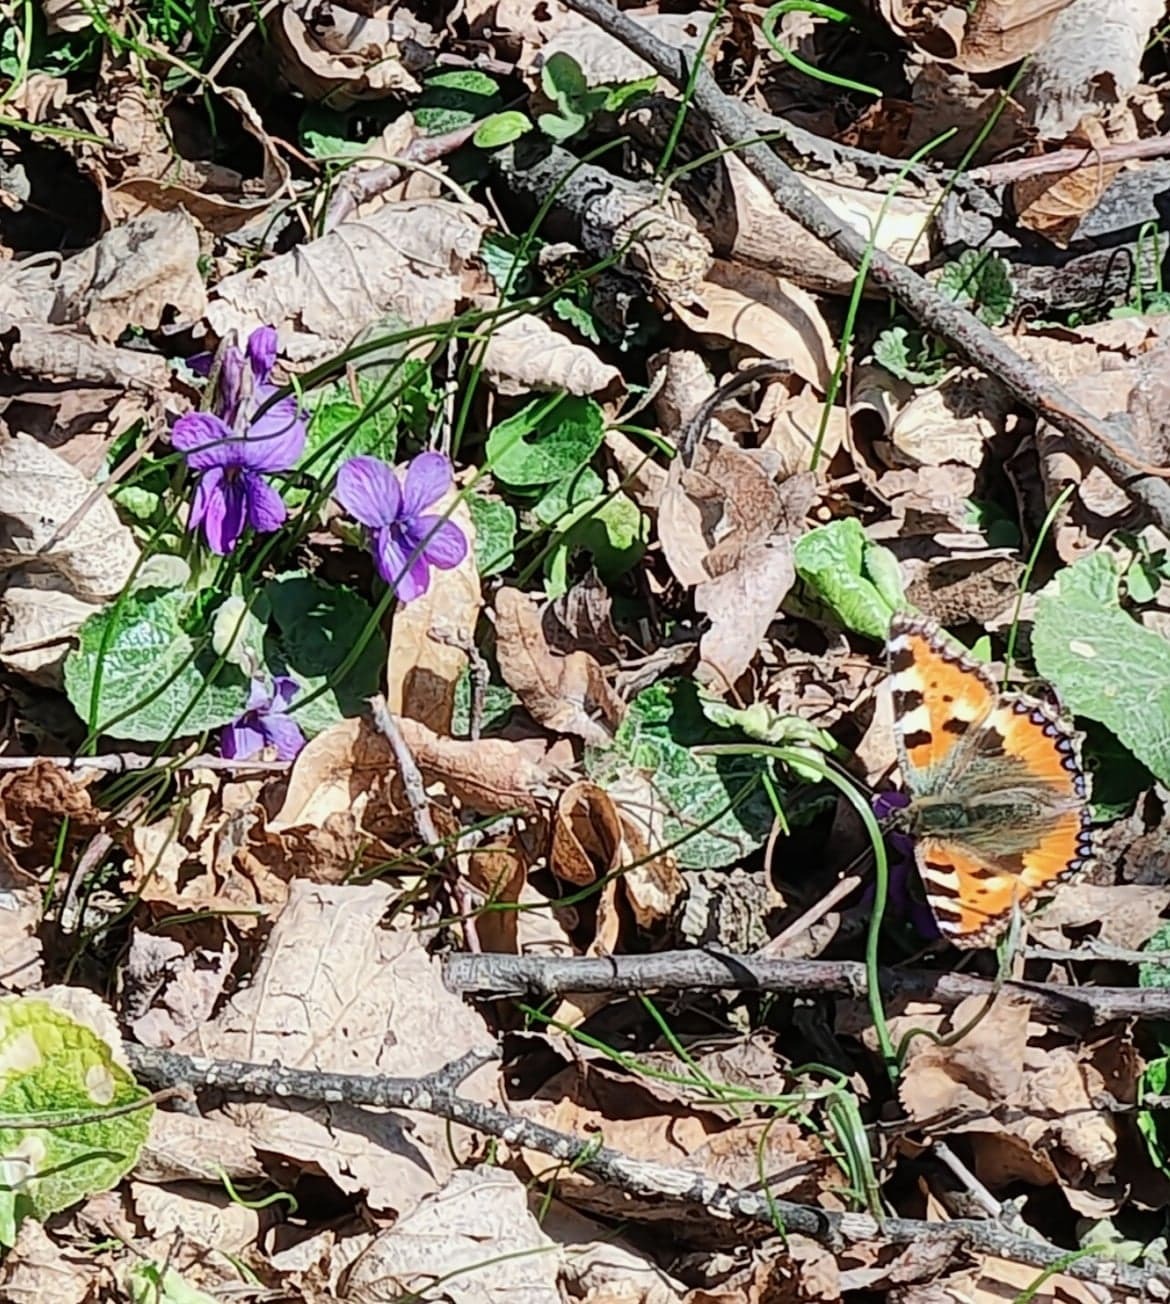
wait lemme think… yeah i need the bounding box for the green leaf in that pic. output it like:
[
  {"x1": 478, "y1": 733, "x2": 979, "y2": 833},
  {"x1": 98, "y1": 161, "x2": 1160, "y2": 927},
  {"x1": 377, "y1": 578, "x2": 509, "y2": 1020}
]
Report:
[
  {"x1": 127, "y1": 1262, "x2": 219, "y2": 1304},
  {"x1": 468, "y1": 494, "x2": 517, "y2": 577},
  {"x1": 544, "y1": 491, "x2": 647, "y2": 596},
  {"x1": 533, "y1": 466, "x2": 604, "y2": 525},
  {"x1": 872, "y1": 326, "x2": 949, "y2": 385},
  {"x1": 588, "y1": 680, "x2": 778, "y2": 870},
  {"x1": 937, "y1": 249, "x2": 1014, "y2": 327},
  {"x1": 486, "y1": 394, "x2": 605, "y2": 488},
  {"x1": 603, "y1": 75, "x2": 657, "y2": 112},
  {"x1": 474, "y1": 111, "x2": 531, "y2": 148},
  {"x1": 1140, "y1": 922, "x2": 1170, "y2": 990},
  {"x1": 64, "y1": 590, "x2": 248, "y2": 742},
  {"x1": 479, "y1": 234, "x2": 537, "y2": 297},
  {"x1": 0, "y1": 994, "x2": 153, "y2": 1246},
  {"x1": 1139, "y1": 1056, "x2": 1170, "y2": 1179},
  {"x1": 415, "y1": 70, "x2": 501, "y2": 135},
  {"x1": 541, "y1": 51, "x2": 589, "y2": 109},
  {"x1": 793, "y1": 518, "x2": 901, "y2": 640},
  {"x1": 1033, "y1": 551, "x2": 1170, "y2": 786},
  {"x1": 537, "y1": 109, "x2": 586, "y2": 141},
  {"x1": 552, "y1": 294, "x2": 601, "y2": 344},
  {"x1": 264, "y1": 575, "x2": 387, "y2": 737},
  {"x1": 452, "y1": 669, "x2": 517, "y2": 739}
]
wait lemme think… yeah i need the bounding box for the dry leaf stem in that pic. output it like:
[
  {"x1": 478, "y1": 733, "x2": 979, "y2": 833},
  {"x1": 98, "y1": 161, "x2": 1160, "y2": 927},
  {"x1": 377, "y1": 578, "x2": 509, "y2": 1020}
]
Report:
[
  {"x1": 124, "y1": 1042, "x2": 1166, "y2": 1293},
  {"x1": 560, "y1": 0, "x2": 1170, "y2": 521}
]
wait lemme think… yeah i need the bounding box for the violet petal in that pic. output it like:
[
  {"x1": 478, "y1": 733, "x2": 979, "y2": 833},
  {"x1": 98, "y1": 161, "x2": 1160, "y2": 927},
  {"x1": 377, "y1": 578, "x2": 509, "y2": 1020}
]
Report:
[
  {"x1": 173, "y1": 413, "x2": 243, "y2": 470},
  {"x1": 243, "y1": 473, "x2": 287, "y2": 533},
  {"x1": 202, "y1": 472, "x2": 249, "y2": 555},
  {"x1": 373, "y1": 527, "x2": 430, "y2": 601},
  {"x1": 221, "y1": 717, "x2": 266, "y2": 760},
  {"x1": 188, "y1": 466, "x2": 222, "y2": 532},
  {"x1": 410, "y1": 515, "x2": 467, "y2": 569},
  {"x1": 336, "y1": 456, "x2": 401, "y2": 528},
  {"x1": 401, "y1": 451, "x2": 452, "y2": 517},
  {"x1": 261, "y1": 712, "x2": 306, "y2": 761},
  {"x1": 243, "y1": 398, "x2": 306, "y2": 472},
  {"x1": 271, "y1": 676, "x2": 300, "y2": 710},
  {"x1": 246, "y1": 326, "x2": 278, "y2": 383}
]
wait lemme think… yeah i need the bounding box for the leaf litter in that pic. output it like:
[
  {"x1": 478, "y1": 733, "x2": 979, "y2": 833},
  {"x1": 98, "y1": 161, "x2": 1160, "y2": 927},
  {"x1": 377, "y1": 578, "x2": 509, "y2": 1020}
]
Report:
[{"x1": 3, "y1": 0, "x2": 1170, "y2": 1300}]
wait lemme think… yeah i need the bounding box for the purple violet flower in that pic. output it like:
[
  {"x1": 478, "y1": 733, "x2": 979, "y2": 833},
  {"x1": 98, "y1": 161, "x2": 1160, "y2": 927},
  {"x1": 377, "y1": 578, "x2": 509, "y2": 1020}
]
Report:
[
  {"x1": 870, "y1": 791, "x2": 940, "y2": 943},
  {"x1": 173, "y1": 326, "x2": 307, "y2": 555},
  {"x1": 334, "y1": 452, "x2": 468, "y2": 602},
  {"x1": 221, "y1": 676, "x2": 305, "y2": 762}
]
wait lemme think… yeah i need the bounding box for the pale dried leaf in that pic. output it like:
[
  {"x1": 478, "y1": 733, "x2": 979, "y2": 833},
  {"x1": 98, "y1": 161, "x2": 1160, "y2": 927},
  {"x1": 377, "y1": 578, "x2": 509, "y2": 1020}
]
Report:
[
  {"x1": 0, "y1": 574, "x2": 100, "y2": 686},
  {"x1": 0, "y1": 433, "x2": 140, "y2": 600},
  {"x1": 495, "y1": 587, "x2": 625, "y2": 744},
  {"x1": 207, "y1": 197, "x2": 487, "y2": 365},
  {"x1": 175, "y1": 880, "x2": 497, "y2": 1216},
  {"x1": 1012, "y1": 120, "x2": 1121, "y2": 244},
  {"x1": 481, "y1": 314, "x2": 624, "y2": 398},
  {"x1": 880, "y1": 0, "x2": 1072, "y2": 72},
  {"x1": 887, "y1": 374, "x2": 1009, "y2": 469},
  {"x1": 542, "y1": 11, "x2": 716, "y2": 83},
  {"x1": 670, "y1": 262, "x2": 835, "y2": 391},
  {"x1": 1017, "y1": 0, "x2": 1162, "y2": 138},
  {"x1": 136, "y1": 1111, "x2": 264, "y2": 1185},
  {"x1": 551, "y1": 781, "x2": 622, "y2": 887},
  {"x1": 10, "y1": 210, "x2": 206, "y2": 340},
  {"x1": 0, "y1": 876, "x2": 43, "y2": 991},
  {"x1": 0, "y1": 1220, "x2": 94, "y2": 1304},
  {"x1": 387, "y1": 496, "x2": 480, "y2": 735},
  {"x1": 345, "y1": 1168, "x2": 561, "y2": 1304},
  {"x1": 132, "y1": 1181, "x2": 261, "y2": 1254}
]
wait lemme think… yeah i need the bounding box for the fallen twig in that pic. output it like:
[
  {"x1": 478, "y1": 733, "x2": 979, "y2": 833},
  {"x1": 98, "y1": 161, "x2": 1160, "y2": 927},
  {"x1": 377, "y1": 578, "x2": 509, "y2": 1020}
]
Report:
[
  {"x1": 124, "y1": 1042, "x2": 1167, "y2": 1293},
  {"x1": 560, "y1": 0, "x2": 1170, "y2": 522},
  {"x1": 969, "y1": 134, "x2": 1170, "y2": 185},
  {"x1": 442, "y1": 950, "x2": 1170, "y2": 1026}
]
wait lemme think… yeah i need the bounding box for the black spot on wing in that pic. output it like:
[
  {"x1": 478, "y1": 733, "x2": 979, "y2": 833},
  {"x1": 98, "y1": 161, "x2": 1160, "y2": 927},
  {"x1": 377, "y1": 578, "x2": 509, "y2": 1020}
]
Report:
[
  {"x1": 942, "y1": 717, "x2": 970, "y2": 736},
  {"x1": 901, "y1": 729, "x2": 932, "y2": 753},
  {"x1": 974, "y1": 726, "x2": 1007, "y2": 758},
  {"x1": 921, "y1": 872, "x2": 962, "y2": 899},
  {"x1": 893, "y1": 688, "x2": 924, "y2": 715},
  {"x1": 889, "y1": 645, "x2": 915, "y2": 673}
]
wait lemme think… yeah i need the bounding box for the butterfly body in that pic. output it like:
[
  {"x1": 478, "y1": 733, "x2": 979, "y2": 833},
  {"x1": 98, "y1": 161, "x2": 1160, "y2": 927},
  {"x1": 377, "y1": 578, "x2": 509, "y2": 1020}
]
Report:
[{"x1": 887, "y1": 615, "x2": 1094, "y2": 948}]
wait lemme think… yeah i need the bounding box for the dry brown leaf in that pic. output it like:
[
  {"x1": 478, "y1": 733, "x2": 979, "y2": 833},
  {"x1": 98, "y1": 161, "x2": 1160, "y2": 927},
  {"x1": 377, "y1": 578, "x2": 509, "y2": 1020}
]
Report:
[
  {"x1": 387, "y1": 495, "x2": 480, "y2": 735},
  {"x1": 345, "y1": 1168, "x2": 560, "y2": 1304},
  {"x1": 481, "y1": 313, "x2": 624, "y2": 399},
  {"x1": 1013, "y1": 121, "x2": 1121, "y2": 245},
  {"x1": 494, "y1": 587, "x2": 625, "y2": 745},
  {"x1": 541, "y1": 11, "x2": 716, "y2": 82},
  {"x1": 0, "y1": 1220, "x2": 94, "y2": 1304},
  {"x1": 466, "y1": 840, "x2": 528, "y2": 953},
  {"x1": 0, "y1": 209, "x2": 206, "y2": 340},
  {"x1": 1027, "y1": 884, "x2": 1170, "y2": 951},
  {"x1": 131, "y1": 1181, "x2": 261, "y2": 1257},
  {"x1": 552, "y1": 781, "x2": 622, "y2": 887},
  {"x1": 206, "y1": 196, "x2": 487, "y2": 365},
  {"x1": 1016, "y1": 0, "x2": 1162, "y2": 139},
  {"x1": 0, "y1": 432, "x2": 139, "y2": 600},
  {"x1": 271, "y1": 0, "x2": 429, "y2": 106},
  {"x1": 175, "y1": 879, "x2": 497, "y2": 1218},
  {"x1": 885, "y1": 372, "x2": 1010, "y2": 469},
  {"x1": 879, "y1": 0, "x2": 1071, "y2": 73},
  {"x1": 670, "y1": 261, "x2": 835, "y2": 392},
  {"x1": 136, "y1": 1110, "x2": 264, "y2": 1186},
  {"x1": 124, "y1": 929, "x2": 236, "y2": 1048}
]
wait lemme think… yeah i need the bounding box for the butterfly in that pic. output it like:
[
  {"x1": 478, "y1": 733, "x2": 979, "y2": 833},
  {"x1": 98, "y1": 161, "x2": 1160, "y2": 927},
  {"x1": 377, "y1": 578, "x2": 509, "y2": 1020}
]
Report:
[{"x1": 886, "y1": 614, "x2": 1094, "y2": 948}]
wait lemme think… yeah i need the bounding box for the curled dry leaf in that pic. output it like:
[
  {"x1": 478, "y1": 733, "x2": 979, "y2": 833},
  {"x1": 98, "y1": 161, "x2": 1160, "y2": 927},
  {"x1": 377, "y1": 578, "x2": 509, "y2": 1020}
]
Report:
[
  {"x1": 670, "y1": 260, "x2": 835, "y2": 392},
  {"x1": 174, "y1": 879, "x2": 498, "y2": 1219},
  {"x1": 1012, "y1": 119, "x2": 1121, "y2": 244},
  {"x1": 885, "y1": 372, "x2": 1011, "y2": 470},
  {"x1": 206, "y1": 197, "x2": 487, "y2": 366},
  {"x1": 132, "y1": 1182, "x2": 261, "y2": 1261},
  {"x1": 0, "y1": 1221, "x2": 93, "y2": 1304},
  {"x1": 480, "y1": 313, "x2": 624, "y2": 399},
  {"x1": 494, "y1": 587, "x2": 625, "y2": 745},
  {"x1": 387, "y1": 495, "x2": 480, "y2": 736},
  {"x1": 272, "y1": 0, "x2": 430, "y2": 106},
  {"x1": 552, "y1": 780, "x2": 623, "y2": 887},
  {"x1": 659, "y1": 441, "x2": 815, "y2": 688},
  {"x1": 878, "y1": 0, "x2": 1071, "y2": 73}
]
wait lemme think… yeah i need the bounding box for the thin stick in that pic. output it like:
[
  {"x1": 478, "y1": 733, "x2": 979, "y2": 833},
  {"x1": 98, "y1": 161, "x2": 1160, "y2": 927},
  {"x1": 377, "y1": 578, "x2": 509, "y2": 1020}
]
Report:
[
  {"x1": 970, "y1": 134, "x2": 1170, "y2": 185},
  {"x1": 558, "y1": 0, "x2": 1170, "y2": 519},
  {"x1": 123, "y1": 1042, "x2": 1167, "y2": 1294},
  {"x1": 755, "y1": 873, "x2": 863, "y2": 958},
  {"x1": 442, "y1": 949, "x2": 1170, "y2": 1025},
  {"x1": 368, "y1": 695, "x2": 480, "y2": 952},
  {"x1": 0, "y1": 754, "x2": 289, "y2": 774}
]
